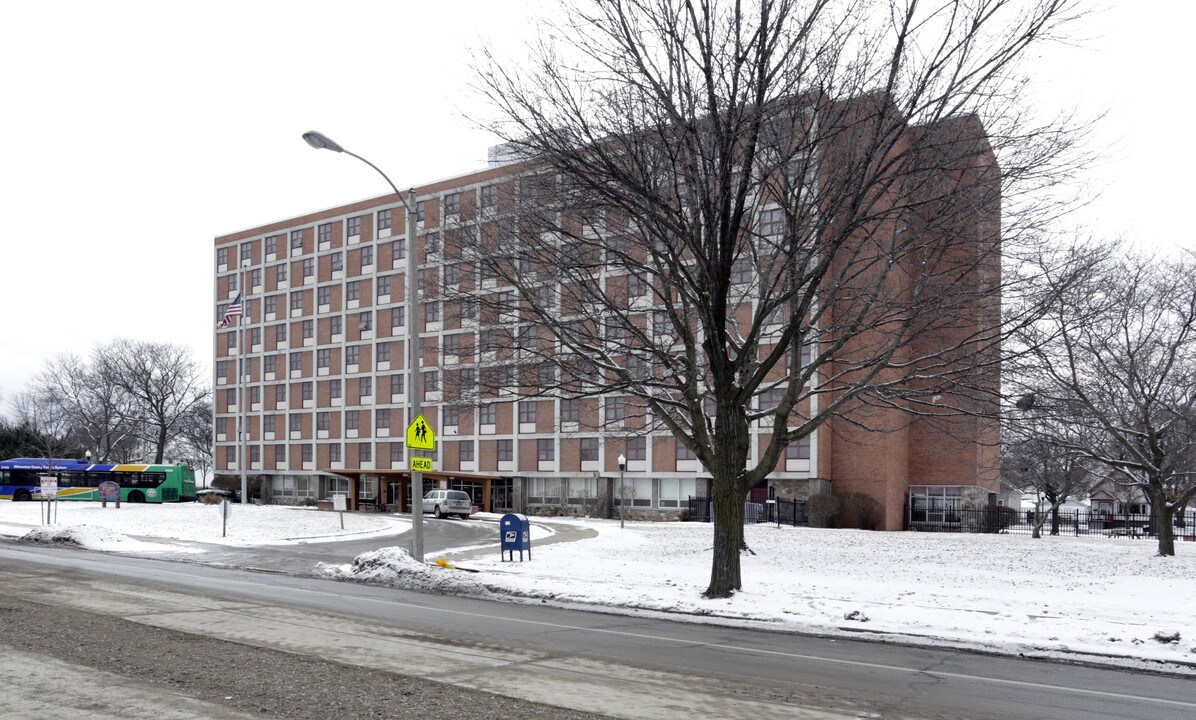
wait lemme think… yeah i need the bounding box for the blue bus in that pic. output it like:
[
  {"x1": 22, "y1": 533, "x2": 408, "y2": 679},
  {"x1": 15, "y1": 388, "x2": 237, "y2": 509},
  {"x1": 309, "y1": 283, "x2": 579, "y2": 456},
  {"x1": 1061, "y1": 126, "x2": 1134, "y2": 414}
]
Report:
[{"x1": 0, "y1": 458, "x2": 197, "y2": 503}]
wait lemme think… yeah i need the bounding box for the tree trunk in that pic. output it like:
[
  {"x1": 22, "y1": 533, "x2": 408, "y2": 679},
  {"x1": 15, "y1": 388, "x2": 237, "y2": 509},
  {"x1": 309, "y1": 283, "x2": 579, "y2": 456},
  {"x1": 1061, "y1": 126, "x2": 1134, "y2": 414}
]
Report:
[
  {"x1": 1050, "y1": 505, "x2": 1061, "y2": 536},
  {"x1": 1156, "y1": 506, "x2": 1176, "y2": 557},
  {"x1": 705, "y1": 476, "x2": 745, "y2": 598}
]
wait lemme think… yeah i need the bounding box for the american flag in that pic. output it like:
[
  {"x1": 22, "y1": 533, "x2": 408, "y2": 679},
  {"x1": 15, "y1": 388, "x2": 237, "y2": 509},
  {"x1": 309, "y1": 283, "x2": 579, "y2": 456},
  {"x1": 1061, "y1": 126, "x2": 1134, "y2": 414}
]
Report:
[{"x1": 218, "y1": 292, "x2": 243, "y2": 328}]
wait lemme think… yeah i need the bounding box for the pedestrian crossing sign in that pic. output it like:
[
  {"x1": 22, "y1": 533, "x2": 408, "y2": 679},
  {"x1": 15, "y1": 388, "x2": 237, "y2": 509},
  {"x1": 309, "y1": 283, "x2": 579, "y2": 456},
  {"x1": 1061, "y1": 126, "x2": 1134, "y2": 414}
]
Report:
[{"x1": 406, "y1": 413, "x2": 436, "y2": 451}]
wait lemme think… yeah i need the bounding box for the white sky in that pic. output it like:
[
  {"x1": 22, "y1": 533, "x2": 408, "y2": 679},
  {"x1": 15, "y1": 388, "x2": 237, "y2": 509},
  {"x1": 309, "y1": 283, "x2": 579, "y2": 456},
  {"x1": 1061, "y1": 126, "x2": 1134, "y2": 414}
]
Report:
[{"x1": 0, "y1": 1, "x2": 1190, "y2": 404}]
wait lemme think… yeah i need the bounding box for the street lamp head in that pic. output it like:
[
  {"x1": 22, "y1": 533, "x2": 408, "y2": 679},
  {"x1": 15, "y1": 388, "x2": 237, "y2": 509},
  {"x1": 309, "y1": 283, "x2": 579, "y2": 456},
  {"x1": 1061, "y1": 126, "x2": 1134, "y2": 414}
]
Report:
[
  {"x1": 617, "y1": 454, "x2": 626, "y2": 471},
  {"x1": 302, "y1": 131, "x2": 344, "y2": 153}
]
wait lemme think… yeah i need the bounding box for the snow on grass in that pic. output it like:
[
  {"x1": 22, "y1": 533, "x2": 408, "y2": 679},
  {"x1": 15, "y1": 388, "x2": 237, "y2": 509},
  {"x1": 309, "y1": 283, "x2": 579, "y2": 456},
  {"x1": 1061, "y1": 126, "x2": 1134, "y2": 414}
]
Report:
[{"x1": 0, "y1": 501, "x2": 406, "y2": 548}]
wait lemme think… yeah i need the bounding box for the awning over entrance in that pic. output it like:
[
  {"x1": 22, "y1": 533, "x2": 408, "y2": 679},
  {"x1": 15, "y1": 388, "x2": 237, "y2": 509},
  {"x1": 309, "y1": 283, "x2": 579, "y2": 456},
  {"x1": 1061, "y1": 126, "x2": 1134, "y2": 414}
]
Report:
[{"x1": 320, "y1": 467, "x2": 506, "y2": 513}]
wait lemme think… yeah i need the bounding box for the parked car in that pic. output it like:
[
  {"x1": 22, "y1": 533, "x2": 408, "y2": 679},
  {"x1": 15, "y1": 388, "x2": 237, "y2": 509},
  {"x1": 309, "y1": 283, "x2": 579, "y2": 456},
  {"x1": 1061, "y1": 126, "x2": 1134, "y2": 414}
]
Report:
[{"x1": 421, "y1": 489, "x2": 472, "y2": 519}]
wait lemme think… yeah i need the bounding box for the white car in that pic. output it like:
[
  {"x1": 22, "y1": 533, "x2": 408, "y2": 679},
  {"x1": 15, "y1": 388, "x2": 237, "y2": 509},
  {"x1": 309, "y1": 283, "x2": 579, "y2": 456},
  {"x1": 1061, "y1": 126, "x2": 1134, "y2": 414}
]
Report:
[{"x1": 421, "y1": 489, "x2": 472, "y2": 519}]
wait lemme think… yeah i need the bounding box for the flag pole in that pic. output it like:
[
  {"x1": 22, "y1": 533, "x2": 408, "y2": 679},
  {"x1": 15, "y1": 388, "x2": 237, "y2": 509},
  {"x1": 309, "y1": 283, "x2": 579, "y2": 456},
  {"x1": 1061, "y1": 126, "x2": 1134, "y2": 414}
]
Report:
[{"x1": 240, "y1": 260, "x2": 250, "y2": 504}]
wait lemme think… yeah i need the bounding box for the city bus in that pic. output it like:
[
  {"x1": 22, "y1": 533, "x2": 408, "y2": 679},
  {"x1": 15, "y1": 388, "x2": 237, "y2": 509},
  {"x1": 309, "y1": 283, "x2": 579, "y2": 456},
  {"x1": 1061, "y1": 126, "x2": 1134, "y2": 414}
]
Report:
[{"x1": 0, "y1": 458, "x2": 197, "y2": 503}]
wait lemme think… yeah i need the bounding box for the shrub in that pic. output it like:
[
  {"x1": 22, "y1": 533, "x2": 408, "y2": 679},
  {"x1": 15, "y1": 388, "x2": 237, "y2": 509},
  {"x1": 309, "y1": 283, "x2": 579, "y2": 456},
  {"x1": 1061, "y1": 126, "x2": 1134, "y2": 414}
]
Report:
[
  {"x1": 981, "y1": 505, "x2": 1017, "y2": 533},
  {"x1": 836, "y1": 492, "x2": 884, "y2": 530},
  {"x1": 806, "y1": 492, "x2": 841, "y2": 528}
]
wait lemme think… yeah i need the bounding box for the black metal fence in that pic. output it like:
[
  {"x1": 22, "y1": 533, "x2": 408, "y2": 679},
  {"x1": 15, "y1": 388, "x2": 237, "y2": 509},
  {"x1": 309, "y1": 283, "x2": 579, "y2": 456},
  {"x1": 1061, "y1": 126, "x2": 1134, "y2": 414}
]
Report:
[
  {"x1": 687, "y1": 497, "x2": 808, "y2": 526},
  {"x1": 907, "y1": 507, "x2": 1196, "y2": 540}
]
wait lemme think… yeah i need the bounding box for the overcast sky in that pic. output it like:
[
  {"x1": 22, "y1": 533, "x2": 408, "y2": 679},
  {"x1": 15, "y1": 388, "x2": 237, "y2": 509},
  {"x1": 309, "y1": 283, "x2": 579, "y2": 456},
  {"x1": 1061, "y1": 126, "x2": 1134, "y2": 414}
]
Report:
[{"x1": 0, "y1": 1, "x2": 1190, "y2": 408}]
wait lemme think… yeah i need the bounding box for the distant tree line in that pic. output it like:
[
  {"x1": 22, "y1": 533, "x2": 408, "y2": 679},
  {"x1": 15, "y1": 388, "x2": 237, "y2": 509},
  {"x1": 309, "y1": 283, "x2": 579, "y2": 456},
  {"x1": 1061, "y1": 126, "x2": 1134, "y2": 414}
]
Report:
[{"x1": 3, "y1": 340, "x2": 212, "y2": 479}]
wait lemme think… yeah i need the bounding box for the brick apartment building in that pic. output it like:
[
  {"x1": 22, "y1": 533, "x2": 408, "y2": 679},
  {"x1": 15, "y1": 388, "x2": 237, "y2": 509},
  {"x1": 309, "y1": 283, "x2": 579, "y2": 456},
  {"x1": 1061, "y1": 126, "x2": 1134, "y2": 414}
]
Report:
[{"x1": 212, "y1": 113, "x2": 1001, "y2": 529}]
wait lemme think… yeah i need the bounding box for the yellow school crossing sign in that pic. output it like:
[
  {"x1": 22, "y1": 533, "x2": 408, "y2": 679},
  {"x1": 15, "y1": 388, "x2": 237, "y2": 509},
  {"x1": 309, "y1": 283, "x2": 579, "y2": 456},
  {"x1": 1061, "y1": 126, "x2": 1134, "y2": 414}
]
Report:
[{"x1": 406, "y1": 413, "x2": 436, "y2": 451}]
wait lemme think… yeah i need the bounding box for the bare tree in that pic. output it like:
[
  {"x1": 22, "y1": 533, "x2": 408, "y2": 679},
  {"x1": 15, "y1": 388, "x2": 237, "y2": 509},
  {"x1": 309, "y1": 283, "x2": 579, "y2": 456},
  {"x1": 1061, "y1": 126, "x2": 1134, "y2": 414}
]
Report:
[
  {"x1": 469, "y1": 0, "x2": 1084, "y2": 596},
  {"x1": 32, "y1": 353, "x2": 139, "y2": 462},
  {"x1": 7, "y1": 388, "x2": 81, "y2": 463},
  {"x1": 1009, "y1": 244, "x2": 1196, "y2": 555},
  {"x1": 96, "y1": 341, "x2": 211, "y2": 464},
  {"x1": 1001, "y1": 433, "x2": 1095, "y2": 537},
  {"x1": 169, "y1": 399, "x2": 214, "y2": 485}
]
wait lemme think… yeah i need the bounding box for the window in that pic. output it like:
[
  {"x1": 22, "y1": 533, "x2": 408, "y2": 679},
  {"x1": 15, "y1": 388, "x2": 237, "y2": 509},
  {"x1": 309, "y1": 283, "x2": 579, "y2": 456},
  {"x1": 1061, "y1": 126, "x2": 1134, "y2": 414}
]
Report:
[
  {"x1": 480, "y1": 184, "x2": 497, "y2": 208},
  {"x1": 317, "y1": 286, "x2": 331, "y2": 306},
  {"x1": 759, "y1": 387, "x2": 785, "y2": 411},
  {"x1": 458, "y1": 440, "x2": 474, "y2": 462},
  {"x1": 443, "y1": 333, "x2": 460, "y2": 359},
  {"x1": 424, "y1": 301, "x2": 440, "y2": 324},
  {"x1": 317, "y1": 412, "x2": 329, "y2": 432},
  {"x1": 346, "y1": 410, "x2": 359, "y2": 431},
  {"x1": 347, "y1": 216, "x2": 361, "y2": 237},
  {"x1": 330, "y1": 443, "x2": 342, "y2": 462},
  {"x1": 560, "y1": 398, "x2": 580, "y2": 424},
  {"x1": 393, "y1": 238, "x2": 406, "y2": 260},
  {"x1": 289, "y1": 352, "x2": 303, "y2": 372},
  {"x1": 416, "y1": 200, "x2": 426, "y2": 223},
  {"x1": 759, "y1": 207, "x2": 785, "y2": 236},
  {"x1": 424, "y1": 232, "x2": 440, "y2": 255},
  {"x1": 361, "y1": 245, "x2": 373, "y2": 267},
  {"x1": 423, "y1": 370, "x2": 439, "y2": 392},
  {"x1": 302, "y1": 444, "x2": 313, "y2": 463},
  {"x1": 347, "y1": 281, "x2": 360, "y2": 302},
  {"x1": 329, "y1": 378, "x2": 342, "y2": 399},
  {"x1": 627, "y1": 272, "x2": 648, "y2": 299},
  {"x1": 301, "y1": 382, "x2": 313, "y2": 401},
  {"x1": 239, "y1": 242, "x2": 252, "y2": 262},
  {"x1": 377, "y1": 342, "x2": 390, "y2": 363},
  {"x1": 265, "y1": 235, "x2": 278, "y2": 256},
  {"x1": 262, "y1": 415, "x2": 275, "y2": 433},
  {"x1": 443, "y1": 263, "x2": 460, "y2": 287},
  {"x1": 659, "y1": 477, "x2": 697, "y2": 508},
  {"x1": 289, "y1": 414, "x2": 302, "y2": 432},
  {"x1": 302, "y1": 257, "x2": 314, "y2": 278},
  {"x1": 359, "y1": 443, "x2": 372, "y2": 464},
  {"x1": 731, "y1": 257, "x2": 753, "y2": 284},
  {"x1": 391, "y1": 306, "x2": 405, "y2": 329},
  {"x1": 331, "y1": 252, "x2": 343, "y2": 272},
  {"x1": 676, "y1": 441, "x2": 696, "y2": 461},
  {"x1": 290, "y1": 290, "x2": 303, "y2": 311},
  {"x1": 264, "y1": 355, "x2": 277, "y2": 374},
  {"x1": 390, "y1": 443, "x2": 403, "y2": 463},
  {"x1": 377, "y1": 208, "x2": 392, "y2": 232},
  {"x1": 250, "y1": 268, "x2": 261, "y2": 288},
  {"x1": 359, "y1": 377, "x2": 372, "y2": 398},
  {"x1": 390, "y1": 374, "x2": 404, "y2": 395},
  {"x1": 318, "y1": 223, "x2": 332, "y2": 244},
  {"x1": 626, "y1": 436, "x2": 646, "y2": 461},
  {"x1": 275, "y1": 384, "x2": 287, "y2": 402},
  {"x1": 479, "y1": 403, "x2": 496, "y2": 425},
  {"x1": 275, "y1": 323, "x2": 287, "y2": 342},
  {"x1": 228, "y1": 273, "x2": 238, "y2": 292},
  {"x1": 276, "y1": 263, "x2": 288, "y2": 282},
  {"x1": 359, "y1": 311, "x2": 372, "y2": 331},
  {"x1": 375, "y1": 409, "x2": 389, "y2": 430},
  {"x1": 275, "y1": 444, "x2": 286, "y2": 463},
  {"x1": 330, "y1": 315, "x2": 342, "y2": 336},
  {"x1": 443, "y1": 192, "x2": 460, "y2": 215},
  {"x1": 346, "y1": 345, "x2": 360, "y2": 365},
  {"x1": 265, "y1": 295, "x2": 278, "y2": 316},
  {"x1": 302, "y1": 319, "x2": 314, "y2": 339},
  {"x1": 537, "y1": 438, "x2": 555, "y2": 462},
  {"x1": 217, "y1": 247, "x2": 230, "y2": 266},
  {"x1": 518, "y1": 401, "x2": 537, "y2": 424},
  {"x1": 496, "y1": 439, "x2": 513, "y2": 462},
  {"x1": 291, "y1": 229, "x2": 304, "y2": 250},
  {"x1": 605, "y1": 396, "x2": 626, "y2": 423},
  {"x1": 785, "y1": 435, "x2": 811, "y2": 460},
  {"x1": 443, "y1": 405, "x2": 459, "y2": 427},
  {"x1": 377, "y1": 275, "x2": 391, "y2": 297},
  {"x1": 580, "y1": 437, "x2": 599, "y2": 462},
  {"x1": 225, "y1": 388, "x2": 237, "y2": 407}
]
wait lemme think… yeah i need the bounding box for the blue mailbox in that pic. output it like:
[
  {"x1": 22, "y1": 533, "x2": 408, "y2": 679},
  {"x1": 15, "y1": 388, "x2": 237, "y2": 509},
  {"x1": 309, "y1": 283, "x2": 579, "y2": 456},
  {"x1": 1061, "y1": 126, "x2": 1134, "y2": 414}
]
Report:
[{"x1": 500, "y1": 513, "x2": 531, "y2": 561}]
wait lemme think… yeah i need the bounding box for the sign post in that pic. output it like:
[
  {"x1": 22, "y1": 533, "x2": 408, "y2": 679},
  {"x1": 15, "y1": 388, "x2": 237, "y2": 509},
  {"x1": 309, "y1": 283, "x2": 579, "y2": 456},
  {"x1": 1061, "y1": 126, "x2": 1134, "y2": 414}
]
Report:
[
  {"x1": 98, "y1": 481, "x2": 121, "y2": 509},
  {"x1": 332, "y1": 493, "x2": 347, "y2": 530},
  {"x1": 219, "y1": 499, "x2": 232, "y2": 538},
  {"x1": 39, "y1": 476, "x2": 58, "y2": 525},
  {"x1": 406, "y1": 413, "x2": 437, "y2": 562}
]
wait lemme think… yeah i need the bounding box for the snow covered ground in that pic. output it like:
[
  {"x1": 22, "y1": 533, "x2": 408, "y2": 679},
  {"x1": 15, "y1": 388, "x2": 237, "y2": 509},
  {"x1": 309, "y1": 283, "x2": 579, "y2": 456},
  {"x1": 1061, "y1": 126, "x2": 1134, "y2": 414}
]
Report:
[{"x1": 2, "y1": 501, "x2": 1193, "y2": 673}]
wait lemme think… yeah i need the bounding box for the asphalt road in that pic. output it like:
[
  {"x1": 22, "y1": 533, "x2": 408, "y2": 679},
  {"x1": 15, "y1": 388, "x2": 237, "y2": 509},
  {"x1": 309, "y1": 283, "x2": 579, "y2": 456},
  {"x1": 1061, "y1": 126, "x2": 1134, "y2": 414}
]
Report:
[{"x1": 1, "y1": 541, "x2": 1191, "y2": 720}]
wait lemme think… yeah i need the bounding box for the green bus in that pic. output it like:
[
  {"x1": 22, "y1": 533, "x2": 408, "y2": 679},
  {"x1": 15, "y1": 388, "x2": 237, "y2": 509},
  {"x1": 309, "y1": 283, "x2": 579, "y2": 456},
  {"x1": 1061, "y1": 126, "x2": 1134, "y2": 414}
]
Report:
[{"x1": 0, "y1": 458, "x2": 197, "y2": 503}]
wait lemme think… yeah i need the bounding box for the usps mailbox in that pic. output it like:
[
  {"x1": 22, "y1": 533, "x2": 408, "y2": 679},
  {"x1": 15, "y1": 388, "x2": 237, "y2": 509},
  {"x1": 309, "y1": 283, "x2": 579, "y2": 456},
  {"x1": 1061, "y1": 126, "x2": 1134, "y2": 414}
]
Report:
[{"x1": 500, "y1": 513, "x2": 531, "y2": 561}]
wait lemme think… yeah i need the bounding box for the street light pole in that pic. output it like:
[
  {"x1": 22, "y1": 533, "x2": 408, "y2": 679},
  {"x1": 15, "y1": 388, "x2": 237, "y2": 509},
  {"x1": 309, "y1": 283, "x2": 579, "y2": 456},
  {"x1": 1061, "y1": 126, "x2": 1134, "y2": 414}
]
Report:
[
  {"x1": 302, "y1": 131, "x2": 424, "y2": 561},
  {"x1": 617, "y1": 453, "x2": 626, "y2": 529}
]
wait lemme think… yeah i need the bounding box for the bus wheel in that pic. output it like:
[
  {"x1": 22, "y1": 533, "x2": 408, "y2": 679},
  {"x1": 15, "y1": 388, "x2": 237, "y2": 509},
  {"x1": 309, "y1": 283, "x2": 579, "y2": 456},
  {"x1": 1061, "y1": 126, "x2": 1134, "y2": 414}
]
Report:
[
  {"x1": 13, "y1": 489, "x2": 31, "y2": 502},
  {"x1": 128, "y1": 491, "x2": 146, "y2": 503}
]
